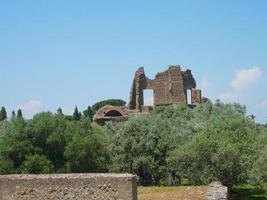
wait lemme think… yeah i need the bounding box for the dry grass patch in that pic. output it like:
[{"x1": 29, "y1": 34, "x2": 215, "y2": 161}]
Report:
[{"x1": 138, "y1": 186, "x2": 209, "y2": 200}]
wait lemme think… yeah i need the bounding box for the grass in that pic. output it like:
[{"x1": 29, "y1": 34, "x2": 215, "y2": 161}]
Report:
[
  {"x1": 138, "y1": 186, "x2": 209, "y2": 200},
  {"x1": 230, "y1": 184, "x2": 267, "y2": 200},
  {"x1": 137, "y1": 184, "x2": 267, "y2": 200}
]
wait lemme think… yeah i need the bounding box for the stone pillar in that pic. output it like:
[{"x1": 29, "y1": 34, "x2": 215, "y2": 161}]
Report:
[{"x1": 129, "y1": 67, "x2": 147, "y2": 110}]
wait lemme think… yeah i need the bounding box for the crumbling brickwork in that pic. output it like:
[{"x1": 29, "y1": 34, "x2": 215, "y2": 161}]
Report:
[
  {"x1": 0, "y1": 174, "x2": 137, "y2": 200},
  {"x1": 128, "y1": 65, "x2": 201, "y2": 109},
  {"x1": 94, "y1": 65, "x2": 202, "y2": 124}
]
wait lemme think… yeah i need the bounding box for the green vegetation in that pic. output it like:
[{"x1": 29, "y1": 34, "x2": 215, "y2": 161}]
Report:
[
  {"x1": 230, "y1": 184, "x2": 267, "y2": 200},
  {"x1": 107, "y1": 101, "x2": 267, "y2": 188},
  {"x1": 91, "y1": 99, "x2": 126, "y2": 114},
  {"x1": 0, "y1": 107, "x2": 7, "y2": 121},
  {"x1": 0, "y1": 100, "x2": 266, "y2": 194},
  {"x1": 0, "y1": 113, "x2": 109, "y2": 174}
]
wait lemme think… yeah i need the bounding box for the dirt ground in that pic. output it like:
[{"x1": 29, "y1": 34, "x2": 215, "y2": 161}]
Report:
[{"x1": 138, "y1": 186, "x2": 209, "y2": 200}]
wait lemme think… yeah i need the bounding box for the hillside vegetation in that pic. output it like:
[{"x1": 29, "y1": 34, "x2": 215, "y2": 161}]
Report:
[{"x1": 0, "y1": 100, "x2": 266, "y2": 189}]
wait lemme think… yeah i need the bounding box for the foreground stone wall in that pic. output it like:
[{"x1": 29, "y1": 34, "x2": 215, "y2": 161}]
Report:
[
  {"x1": 206, "y1": 182, "x2": 228, "y2": 200},
  {"x1": 0, "y1": 174, "x2": 137, "y2": 200}
]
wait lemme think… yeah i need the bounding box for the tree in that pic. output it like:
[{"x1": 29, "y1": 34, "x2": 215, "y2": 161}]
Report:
[
  {"x1": 21, "y1": 154, "x2": 54, "y2": 174},
  {"x1": 57, "y1": 108, "x2": 63, "y2": 116},
  {"x1": 0, "y1": 107, "x2": 7, "y2": 121},
  {"x1": 17, "y1": 109, "x2": 23, "y2": 118},
  {"x1": 11, "y1": 110, "x2": 16, "y2": 118},
  {"x1": 249, "y1": 127, "x2": 267, "y2": 186},
  {"x1": 108, "y1": 102, "x2": 258, "y2": 187},
  {"x1": 0, "y1": 112, "x2": 110, "y2": 174},
  {"x1": 92, "y1": 99, "x2": 126, "y2": 113},
  {"x1": 83, "y1": 106, "x2": 93, "y2": 121},
  {"x1": 108, "y1": 113, "x2": 177, "y2": 186},
  {"x1": 73, "y1": 106, "x2": 81, "y2": 121}
]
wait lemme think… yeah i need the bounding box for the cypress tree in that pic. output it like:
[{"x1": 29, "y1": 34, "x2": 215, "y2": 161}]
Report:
[
  {"x1": 57, "y1": 108, "x2": 64, "y2": 116},
  {"x1": 11, "y1": 110, "x2": 16, "y2": 118},
  {"x1": 73, "y1": 106, "x2": 80, "y2": 121},
  {"x1": 0, "y1": 106, "x2": 7, "y2": 121},
  {"x1": 17, "y1": 109, "x2": 23, "y2": 118}
]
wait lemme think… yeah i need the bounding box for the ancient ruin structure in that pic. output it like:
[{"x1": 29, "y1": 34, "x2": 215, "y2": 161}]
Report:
[{"x1": 94, "y1": 65, "x2": 202, "y2": 124}]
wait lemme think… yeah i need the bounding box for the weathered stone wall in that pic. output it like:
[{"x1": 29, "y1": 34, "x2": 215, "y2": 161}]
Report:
[
  {"x1": 94, "y1": 65, "x2": 202, "y2": 124},
  {"x1": 128, "y1": 65, "x2": 201, "y2": 110},
  {"x1": 206, "y1": 182, "x2": 228, "y2": 200},
  {"x1": 192, "y1": 89, "x2": 202, "y2": 105},
  {"x1": 0, "y1": 174, "x2": 137, "y2": 200},
  {"x1": 147, "y1": 65, "x2": 187, "y2": 105}
]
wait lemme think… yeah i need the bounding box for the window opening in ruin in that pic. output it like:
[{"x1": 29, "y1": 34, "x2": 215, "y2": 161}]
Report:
[
  {"x1": 104, "y1": 110, "x2": 123, "y2": 117},
  {"x1": 187, "y1": 89, "x2": 192, "y2": 105},
  {"x1": 144, "y1": 90, "x2": 154, "y2": 106}
]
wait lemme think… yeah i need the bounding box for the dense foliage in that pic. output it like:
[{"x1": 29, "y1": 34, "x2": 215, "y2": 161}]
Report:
[
  {"x1": 107, "y1": 101, "x2": 267, "y2": 187},
  {"x1": 0, "y1": 101, "x2": 266, "y2": 188},
  {"x1": 0, "y1": 113, "x2": 109, "y2": 174},
  {"x1": 91, "y1": 99, "x2": 126, "y2": 114}
]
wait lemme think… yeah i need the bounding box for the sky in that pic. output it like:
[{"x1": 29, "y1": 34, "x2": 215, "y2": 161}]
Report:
[{"x1": 0, "y1": 0, "x2": 267, "y2": 123}]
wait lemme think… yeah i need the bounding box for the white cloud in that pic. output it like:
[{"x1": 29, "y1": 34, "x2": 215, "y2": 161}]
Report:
[
  {"x1": 230, "y1": 66, "x2": 262, "y2": 89},
  {"x1": 18, "y1": 99, "x2": 42, "y2": 112},
  {"x1": 218, "y1": 66, "x2": 263, "y2": 102}
]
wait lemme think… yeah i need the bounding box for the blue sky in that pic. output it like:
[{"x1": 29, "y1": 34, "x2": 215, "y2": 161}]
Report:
[{"x1": 0, "y1": 0, "x2": 266, "y2": 123}]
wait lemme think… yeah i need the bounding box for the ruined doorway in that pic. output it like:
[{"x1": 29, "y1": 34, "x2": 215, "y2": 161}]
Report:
[
  {"x1": 187, "y1": 89, "x2": 192, "y2": 105},
  {"x1": 144, "y1": 89, "x2": 154, "y2": 106}
]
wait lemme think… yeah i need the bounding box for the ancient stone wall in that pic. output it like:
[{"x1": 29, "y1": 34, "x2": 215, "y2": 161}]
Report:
[
  {"x1": 128, "y1": 65, "x2": 201, "y2": 110},
  {"x1": 94, "y1": 65, "x2": 202, "y2": 124},
  {"x1": 0, "y1": 174, "x2": 137, "y2": 200},
  {"x1": 192, "y1": 89, "x2": 202, "y2": 105},
  {"x1": 206, "y1": 182, "x2": 228, "y2": 200}
]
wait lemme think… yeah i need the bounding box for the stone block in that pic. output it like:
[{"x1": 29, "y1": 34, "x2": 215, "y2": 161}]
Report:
[{"x1": 0, "y1": 174, "x2": 137, "y2": 200}]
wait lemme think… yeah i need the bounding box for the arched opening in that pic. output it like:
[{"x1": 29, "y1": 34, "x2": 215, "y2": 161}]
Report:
[{"x1": 104, "y1": 110, "x2": 123, "y2": 117}]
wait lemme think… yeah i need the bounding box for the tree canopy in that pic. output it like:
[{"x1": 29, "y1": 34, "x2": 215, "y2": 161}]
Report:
[
  {"x1": 91, "y1": 99, "x2": 126, "y2": 113},
  {"x1": 0, "y1": 101, "x2": 266, "y2": 188}
]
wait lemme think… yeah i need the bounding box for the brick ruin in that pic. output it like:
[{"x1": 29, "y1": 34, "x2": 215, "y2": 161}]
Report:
[{"x1": 94, "y1": 65, "x2": 202, "y2": 125}]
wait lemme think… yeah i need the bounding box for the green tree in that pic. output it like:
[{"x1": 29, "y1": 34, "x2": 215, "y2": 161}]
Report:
[
  {"x1": 92, "y1": 99, "x2": 126, "y2": 113},
  {"x1": 73, "y1": 106, "x2": 81, "y2": 121},
  {"x1": 21, "y1": 154, "x2": 54, "y2": 174},
  {"x1": 83, "y1": 106, "x2": 93, "y2": 121},
  {"x1": 249, "y1": 127, "x2": 267, "y2": 186},
  {"x1": 0, "y1": 112, "x2": 110, "y2": 174},
  {"x1": 168, "y1": 102, "x2": 257, "y2": 187},
  {"x1": 17, "y1": 109, "x2": 23, "y2": 118},
  {"x1": 57, "y1": 108, "x2": 63, "y2": 116},
  {"x1": 0, "y1": 107, "x2": 7, "y2": 121},
  {"x1": 108, "y1": 113, "x2": 177, "y2": 185},
  {"x1": 11, "y1": 110, "x2": 16, "y2": 118}
]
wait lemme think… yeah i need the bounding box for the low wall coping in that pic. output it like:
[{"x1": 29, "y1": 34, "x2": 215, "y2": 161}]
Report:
[{"x1": 0, "y1": 173, "x2": 137, "y2": 200}]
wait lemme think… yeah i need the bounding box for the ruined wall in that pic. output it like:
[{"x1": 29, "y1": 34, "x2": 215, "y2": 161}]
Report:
[
  {"x1": 0, "y1": 174, "x2": 137, "y2": 200},
  {"x1": 147, "y1": 65, "x2": 187, "y2": 105},
  {"x1": 128, "y1": 65, "x2": 201, "y2": 110},
  {"x1": 94, "y1": 65, "x2": 202, "y2": 124},
  {"x1": 192, "y1": 89, "x2": 202, "y2": 105},
  {"x1": 128, "y1": 67, "x2": 147, "y2": 110}
]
